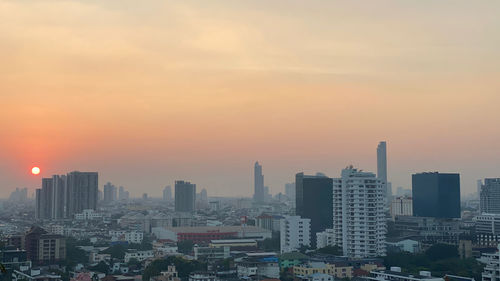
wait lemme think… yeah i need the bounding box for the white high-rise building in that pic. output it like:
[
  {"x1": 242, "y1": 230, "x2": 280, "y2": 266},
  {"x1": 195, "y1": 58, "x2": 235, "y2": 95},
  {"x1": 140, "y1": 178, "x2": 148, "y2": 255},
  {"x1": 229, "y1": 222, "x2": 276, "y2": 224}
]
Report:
[
  {"x1": 280, "y1": 215, "x2": 311, "y2": 253},
  {"x1": 325, "y1": 166, "x2": 386, "y2": 258},
  {"x1": 377, "y1": 141, "x2": 392, "y2": 206}
]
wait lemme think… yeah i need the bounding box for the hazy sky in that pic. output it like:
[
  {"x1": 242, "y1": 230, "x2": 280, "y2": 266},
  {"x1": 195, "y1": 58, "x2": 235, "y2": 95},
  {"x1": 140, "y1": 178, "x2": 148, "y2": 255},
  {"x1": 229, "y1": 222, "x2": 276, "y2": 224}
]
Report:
[{"x1": 1, "y1": 0, "x2": 500, "y2": 198}]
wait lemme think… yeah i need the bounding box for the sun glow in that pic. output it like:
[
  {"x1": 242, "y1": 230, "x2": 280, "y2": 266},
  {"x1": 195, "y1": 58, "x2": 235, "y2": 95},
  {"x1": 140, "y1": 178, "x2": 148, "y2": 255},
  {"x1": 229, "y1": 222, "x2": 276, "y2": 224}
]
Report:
[{"x1": 31, "y1": 167, "x2": 40, "y2": 175}]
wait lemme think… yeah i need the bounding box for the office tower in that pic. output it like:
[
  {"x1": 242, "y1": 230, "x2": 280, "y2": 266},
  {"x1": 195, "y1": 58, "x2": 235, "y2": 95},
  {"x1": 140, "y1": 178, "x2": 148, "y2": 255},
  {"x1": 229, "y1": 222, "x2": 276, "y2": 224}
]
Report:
[
  {"x1": 66, "y1": 171, "x2": 99, "y2": 218},
  {"x1": 480, "y1": 178, "x2": 500, "y2": 214},
  {"x1": 337, "y1": 167, "x2": 386, "y2": 257},
  {"x1": 163, "y1": 185, "x2": 173, "y2": 201},
  {"x1": 253, "y1": 162, "x2": 264, "y2": 203},
  {"x1": 295, "y1": 172, "x2": 333, "y2": 246},
  {"x1": 412, "y1": 172, "x2": 461, "y2": 218},
  {"x1": 103, "y1": 182, "x2": 117, "y2": 203},
  {"x1": 175, "y1": 180, "x2": 196, "y2": 212},
  {"x1": 390, "y1": 196, "x2": 413, "y2": 220},
  {"x1": 280, "y1": 215, "x2": 311, "y2": 253},
  {"x1": 377, "y1": 141, "x2": 391, "y2": 205},
  {"x1": 35, "y1": 178, "x2": 54, "y2": 220}
]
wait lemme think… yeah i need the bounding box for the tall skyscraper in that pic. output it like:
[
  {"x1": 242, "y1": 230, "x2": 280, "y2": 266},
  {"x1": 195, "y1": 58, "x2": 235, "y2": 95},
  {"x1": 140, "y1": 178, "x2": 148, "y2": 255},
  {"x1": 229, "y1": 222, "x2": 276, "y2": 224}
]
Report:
[
  {"x1": 36, "y1": 171, "x2": 98, "y2": 220},
  {"x1": 480, "y1": 178, "x2": 500, "y2": 214},
  {"x1": 163, "y1": 185, "x2": 173, "y2": 201},
  {"x1": 175, "y1": 180, "x2": 196, "y2": 212},
  {"x1": 118, "y1": 186, "x2": 129, "y2": 200},
  {"x1": 412, "y1": 172, "x2": 461, "y2": 218},
  {"x1": 254, "y1": 162, "x2": 264, "y2": 203},
  {"x1": 285, "y1": 182, "x2": 295, "y2": 201},
  {"x1": 103, "y1": 182, "x2": 117, "y2": 203},
  {"x1": 295, "y1": 172, "x2": 333, "y2": 246},
  {"x1": 65, "y1": 171, "x2": 99, "y2": 218},
  {"x1": 377, "y1": 141, "x2": 391, "y2": 204}
]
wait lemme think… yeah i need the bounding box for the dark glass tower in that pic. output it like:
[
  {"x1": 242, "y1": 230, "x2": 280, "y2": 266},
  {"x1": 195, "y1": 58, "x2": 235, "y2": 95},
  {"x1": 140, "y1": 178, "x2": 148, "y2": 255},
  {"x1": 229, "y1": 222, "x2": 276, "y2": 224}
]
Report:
[
  {"x1": 175, "y1": 180, "x2": 196, "y2": 212},
  {"x1": 412, "y1": 172, "x2": 461, "y2": 218},
  {"x1": 254, "y1": 162, "x2": 264, "y2": 203},
  {"x1": 295, "y1": 172, "x2": 333, "y2": 246}
]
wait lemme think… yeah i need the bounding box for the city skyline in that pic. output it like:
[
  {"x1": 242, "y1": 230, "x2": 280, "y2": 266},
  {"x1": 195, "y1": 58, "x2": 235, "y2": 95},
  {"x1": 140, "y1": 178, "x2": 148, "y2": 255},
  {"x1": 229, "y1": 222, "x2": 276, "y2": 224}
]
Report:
[{"x1": 2, "y1": 1, "x2": 500, "y2": 197}]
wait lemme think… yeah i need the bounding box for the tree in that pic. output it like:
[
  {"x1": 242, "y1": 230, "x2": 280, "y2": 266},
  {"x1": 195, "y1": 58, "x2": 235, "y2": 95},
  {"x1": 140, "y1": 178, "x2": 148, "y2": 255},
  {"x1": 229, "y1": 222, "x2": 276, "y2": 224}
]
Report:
[
  {"x1": 425, "y1": 244, "x2": 458, "y2": 261},
  {"x1": 259, "y1": 235, "x2": 280, "y2": 251},
  {"x1": 315, "y1": 245, "x2": 343, "y2": 256},
  {"x1": 127, "y1": 258, "x2": 142, "y2": 270},
  {"x1": 91, "y1": 261, "x2": 110, "y2": 274},
  {"x1": 143, "y1": 256, "x2": 206, "y2": 281},
  {"x1": 102, "y1": 244, "x2": 127, "y2": 260},
  {"x1": 177, "y1": 240, "x2": 194, "y2": 255},
  {"x1": 63, "y1": 238, "x2": 90, "y2": 268}
]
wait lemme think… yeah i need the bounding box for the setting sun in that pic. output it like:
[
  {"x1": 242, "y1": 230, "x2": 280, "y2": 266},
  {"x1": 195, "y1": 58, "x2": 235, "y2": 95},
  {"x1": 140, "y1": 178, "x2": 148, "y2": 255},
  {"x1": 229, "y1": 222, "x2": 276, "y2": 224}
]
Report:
[{"x1": 31, "y1": 166, "x2": 40, "y2": 175}]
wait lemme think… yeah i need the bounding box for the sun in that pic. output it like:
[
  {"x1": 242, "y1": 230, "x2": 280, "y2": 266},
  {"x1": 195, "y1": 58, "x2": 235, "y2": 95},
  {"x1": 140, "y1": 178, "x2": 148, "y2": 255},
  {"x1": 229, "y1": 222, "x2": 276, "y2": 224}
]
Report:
[{"x1": 31, "y1": 167, "x2": 41, "y2": 175}]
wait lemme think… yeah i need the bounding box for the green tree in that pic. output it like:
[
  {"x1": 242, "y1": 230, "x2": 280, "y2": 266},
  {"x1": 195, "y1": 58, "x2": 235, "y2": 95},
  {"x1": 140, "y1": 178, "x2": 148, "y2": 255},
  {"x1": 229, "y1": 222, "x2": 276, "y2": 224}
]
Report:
[
  {"x1": 102, "y1": 244, "x2": 127, "y2": 260},
  {"x1": 63, "y1": 238, "x2": 90, "y2": 268},
  {"x1": 315, "y1": 245, "x2": 343, "y2": 255},
  {"x1": 143, "y1": 256, "x2": 206, "y2": 281},
  {"x1": 91, "y1": 261, "x2": 110, "y2": 274},
  {"x1": 425, "y1": 244, "x2": 458, "y2": 261}
]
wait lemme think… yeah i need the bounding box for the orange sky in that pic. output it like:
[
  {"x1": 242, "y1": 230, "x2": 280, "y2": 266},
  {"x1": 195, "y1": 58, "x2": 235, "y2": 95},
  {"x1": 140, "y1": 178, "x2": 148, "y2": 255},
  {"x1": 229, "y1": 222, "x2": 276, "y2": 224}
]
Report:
[{"x1": 1, "y1": 0, "x2": 500, "y2": 197}]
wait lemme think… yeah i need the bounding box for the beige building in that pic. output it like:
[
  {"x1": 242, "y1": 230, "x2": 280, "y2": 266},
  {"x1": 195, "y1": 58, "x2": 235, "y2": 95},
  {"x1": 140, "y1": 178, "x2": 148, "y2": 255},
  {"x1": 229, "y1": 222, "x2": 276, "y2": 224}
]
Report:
[
  {"x1": 293, "y1": 262, "x2": 353, "y2": 279},
  {"x1": 38, "y1": 234, "x2": 66, "y2": 262}
]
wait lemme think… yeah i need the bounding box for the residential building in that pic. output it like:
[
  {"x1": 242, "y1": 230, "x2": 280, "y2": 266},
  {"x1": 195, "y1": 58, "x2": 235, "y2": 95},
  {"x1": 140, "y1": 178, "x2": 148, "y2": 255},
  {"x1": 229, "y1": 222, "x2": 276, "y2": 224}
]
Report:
[
  {"x1": 175, "y1": 181, "x2": 196, "y2": 213},
  {"x1": 293, "y1": 261, "x2": 353, "y2": 279},
  {"x1": 237, "y1": 253, "x2": 280, "y2": 279},
  {"x1": 38, "y1": 234, "x2": 66, "y2": 263},
  {"x1": 256, "y1": 214, "x2": 283, "y2": 232},
  {"x1": 254, "y1": 162, "x2": 265, "y2": 203},
  {"x1": 295, "y1": 173, "x2": 333, "y2": 246},
  {"x1": 363, "y1": 268, "x2": 444, "y2": 281},
  {"x1": 316, "y1": 229, "x2": 335, "y2": 249},
  {"x1": 335, "y1": 167, "x2": 386, "y2": 258},
  {"x1": 481, "y1": 245, "x2": 500, "y2": 281},
  {"x1": 412, "y1": 172, "x2": 461, "y2": 218},
  {"x1": 299, "y1": 273, "x2": 334, "y2": 281},
  {"x1": 124, "y1": 250, "x2": 154, "y2": 262},
  {"x1": 188, "y1": 272, "x2": 218, "y2": 281},
  {"x1": 474, "y1": 213, "x2": 500, "y2": 246},
  {"x1": 393, "y1": 216, "x2": 462, "y2": 245},
  {"x1": 280, "y1": 215, "x2": 311, "y2": 253},
  {"x1": 75, "y1": 209, "x2": 102, "y2": 220},
  {"x1": 193, "y1": 246, "x2": 229, "y2": 261},
  {"x1": 150, "y1": 266, "x2": 181, "y2": 281},
  {"x1": 279, "y1": 252, "x2": 309, "y2": 269},
  {"x1": 480, "y1": 179, "x2": 500, "y2": 214}
]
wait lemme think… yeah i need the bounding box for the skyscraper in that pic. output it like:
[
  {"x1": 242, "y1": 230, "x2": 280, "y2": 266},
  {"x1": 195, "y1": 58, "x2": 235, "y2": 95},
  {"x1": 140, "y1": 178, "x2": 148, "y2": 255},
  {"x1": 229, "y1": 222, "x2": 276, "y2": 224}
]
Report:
[
  {"x1": 35, "y1": 171, "x2": 98, "y2": 220},
  {"x1": 65, "y1": 171, "x2": 99, "y2": 218},
  {"x1": 254, "y1": 162, "x2": 264, "y2": 203},
  {"x1": 377, "y1": 141, "x2": 391, "y2": 204},
  {"x1": 175, "y1": 180, "x2": 196, "y2": 212},
  {"x1": 480, "y1": 178, "x2": 500, "y2": 214},
  {"x1": 295, "y1": 172, "x2": 333, "y2": 246},
  {"x1": 163, "y1": 185, "x2": 172, "y2": 201},
  {"x1": 412, "y1": 172, "x2": 461, "y2": 218}
]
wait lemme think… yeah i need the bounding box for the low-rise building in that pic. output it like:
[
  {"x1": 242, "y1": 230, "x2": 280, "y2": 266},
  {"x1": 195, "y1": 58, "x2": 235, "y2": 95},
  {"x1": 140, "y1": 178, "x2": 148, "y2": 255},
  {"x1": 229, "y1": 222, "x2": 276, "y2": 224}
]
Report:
[
  {"x1": 280, "y1": 215, "x2": 311, "y2": 254},
  {"x1": 293, "y1": 261, "x2": 353, "y2": 279},
  {"x1": 188, "y1": 272, "x2": 218, "y2": 281},
  {"x1": 236, "y1": 253, "x2": 280, "y2": 279},
  {"x1": 193, "y1": 245, "x2": 229, "y2": 261},
  {"x1": 75, "y1": 209, "x2": 102, "y2": 220},
  {"x1": 124, "y1": 249, "x2": 154, "y2": 263},
  {"x1": 152, "y1": 226, "x2": 271, "y2": 243},
  {"x1": 363, "y1": 267, "x2": 444, "y2": 281}
]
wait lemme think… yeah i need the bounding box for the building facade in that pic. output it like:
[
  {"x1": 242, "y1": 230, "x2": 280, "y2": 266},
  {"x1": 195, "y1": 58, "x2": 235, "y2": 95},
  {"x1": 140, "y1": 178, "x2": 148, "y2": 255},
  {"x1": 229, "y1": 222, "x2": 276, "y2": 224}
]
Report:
[
  {"x1": 295, "y1": 173, "x2": 333, "y2": 247},
  {"x1": 280, "y1": 215, "x2": 311, "y2": 253},
  {"x1": 412, "y1": 172, "x2": 461, "y2": 218},
  {"x1": 175, "y1": 181, "x2": 196, "y2": 213},
  {"x1": 390, "y1": 197, "x2": 413, "y2": 220},
  {"x1": 480, "y1": 178, "x2": 500, "y2": 214},
  {"x1": 254, "y1": 162, "x2": 265, "y2": 203}
]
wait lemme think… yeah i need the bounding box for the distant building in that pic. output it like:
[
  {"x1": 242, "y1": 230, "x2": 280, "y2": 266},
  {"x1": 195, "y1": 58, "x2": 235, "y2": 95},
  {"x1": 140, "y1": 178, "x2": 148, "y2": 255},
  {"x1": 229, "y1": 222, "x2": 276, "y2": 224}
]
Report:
[
  {"x1": 124, "y1": 249, "x2": 154, "y2": 262},
  {"x1": 163, "y1": 185, "x2": 173, "y2": 201},
  {"x1": 364, "y1": 267, "x2": 444, "y2": 281},
  {"x1": 293, "y1": 261, "x2": 353, "y2": 279},
  {"x1": 175, "y1": 181, "x2": 196, "y2": 212},
  {"x1": 65, "y1": 171, "x2": 99, "y2": 218},
  {"x1": 254, "y1": 162, "x2": 265, "y2": 203},
  {"x1": 285, "y1": 182, "x2": 296, "y2": 202},
  {"x1": 377, "y1": 141, "x2": 391, "y2": 205},
  {"x1": 480, "y1": 179, "x2": 500, "y2": 214},
  {"x1": 295, "y1": 173, "x2": 333, "y2": 247},
  {"x1": 9, "y1": 187, "x2": 28, "y2": 202},
  {"x1": 256, "y1": 214, "x2": 283, "y2": 232},
  {"x1": 280, "y1": 215, "x2": 311, "y2": 253},
  {"x1": 390, "y1": 196, "x2": 413, "y2": 220},
  {"x1": 237, "y1": 252, "x2": 279, "y2": 279},
  {"x1": 152, "y1": 226, "x2": 271, "y2": 243},
  {"x1": 103, "y1": 182, "x2": 117, "y2": 203},
  {"x1": 412, "y1": 172, "x2": 461, "y2": 218},
  {"x1": 188, "y1": 272, "x2": 219, "y2": 281}
]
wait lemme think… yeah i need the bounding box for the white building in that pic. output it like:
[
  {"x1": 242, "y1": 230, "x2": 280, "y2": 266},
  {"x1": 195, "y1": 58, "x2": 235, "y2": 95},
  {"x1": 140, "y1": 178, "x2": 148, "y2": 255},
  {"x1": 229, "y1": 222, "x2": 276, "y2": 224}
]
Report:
[
  {"x1": 75, "y1": 209, "x2": 102, "y2": 220},
  {"x1": 124, "y1": 250, "x2": 154, "y2": 262},
  {"x1": 109, "y1": 230, "x2": 143, "y2": 244},
  {"x1": 280, "y1": 215, "x2": 311, "y2": 253},
  {"x1": 329, "y1": 166, "x2": 386, "y2": 258},
  {"x1": 316, "y1": 229, "x2": 335, "y2": 249},
  {"x1": 303, "y1": 273, "x2": 334, "y2": 281},
  {"x1": 188, "y1": 272, "x2": 218, "y2": 281},
  {"x1": 365, "y1": 268, "x2": 443, "y2": 281},
  {"x1": 482, "y1": 245, "x2": 500, "y2": 281},
  {"x1": 390, "y1": 197, "x2": 413, "y2": 220}
]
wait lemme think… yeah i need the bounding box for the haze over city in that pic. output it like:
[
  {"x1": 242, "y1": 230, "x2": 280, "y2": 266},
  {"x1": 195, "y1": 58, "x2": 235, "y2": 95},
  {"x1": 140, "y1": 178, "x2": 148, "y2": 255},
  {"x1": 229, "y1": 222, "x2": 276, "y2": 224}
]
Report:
[{"x1": 2, "y1": 0, "x2": 500, "y2": 198}]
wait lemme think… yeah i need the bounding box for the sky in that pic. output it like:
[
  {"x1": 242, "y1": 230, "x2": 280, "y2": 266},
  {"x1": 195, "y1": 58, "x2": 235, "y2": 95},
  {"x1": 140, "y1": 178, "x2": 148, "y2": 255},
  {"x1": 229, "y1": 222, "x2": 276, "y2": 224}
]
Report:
[{"x1": 1, "y1": 0, "x2": 500, "y2": 198}]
